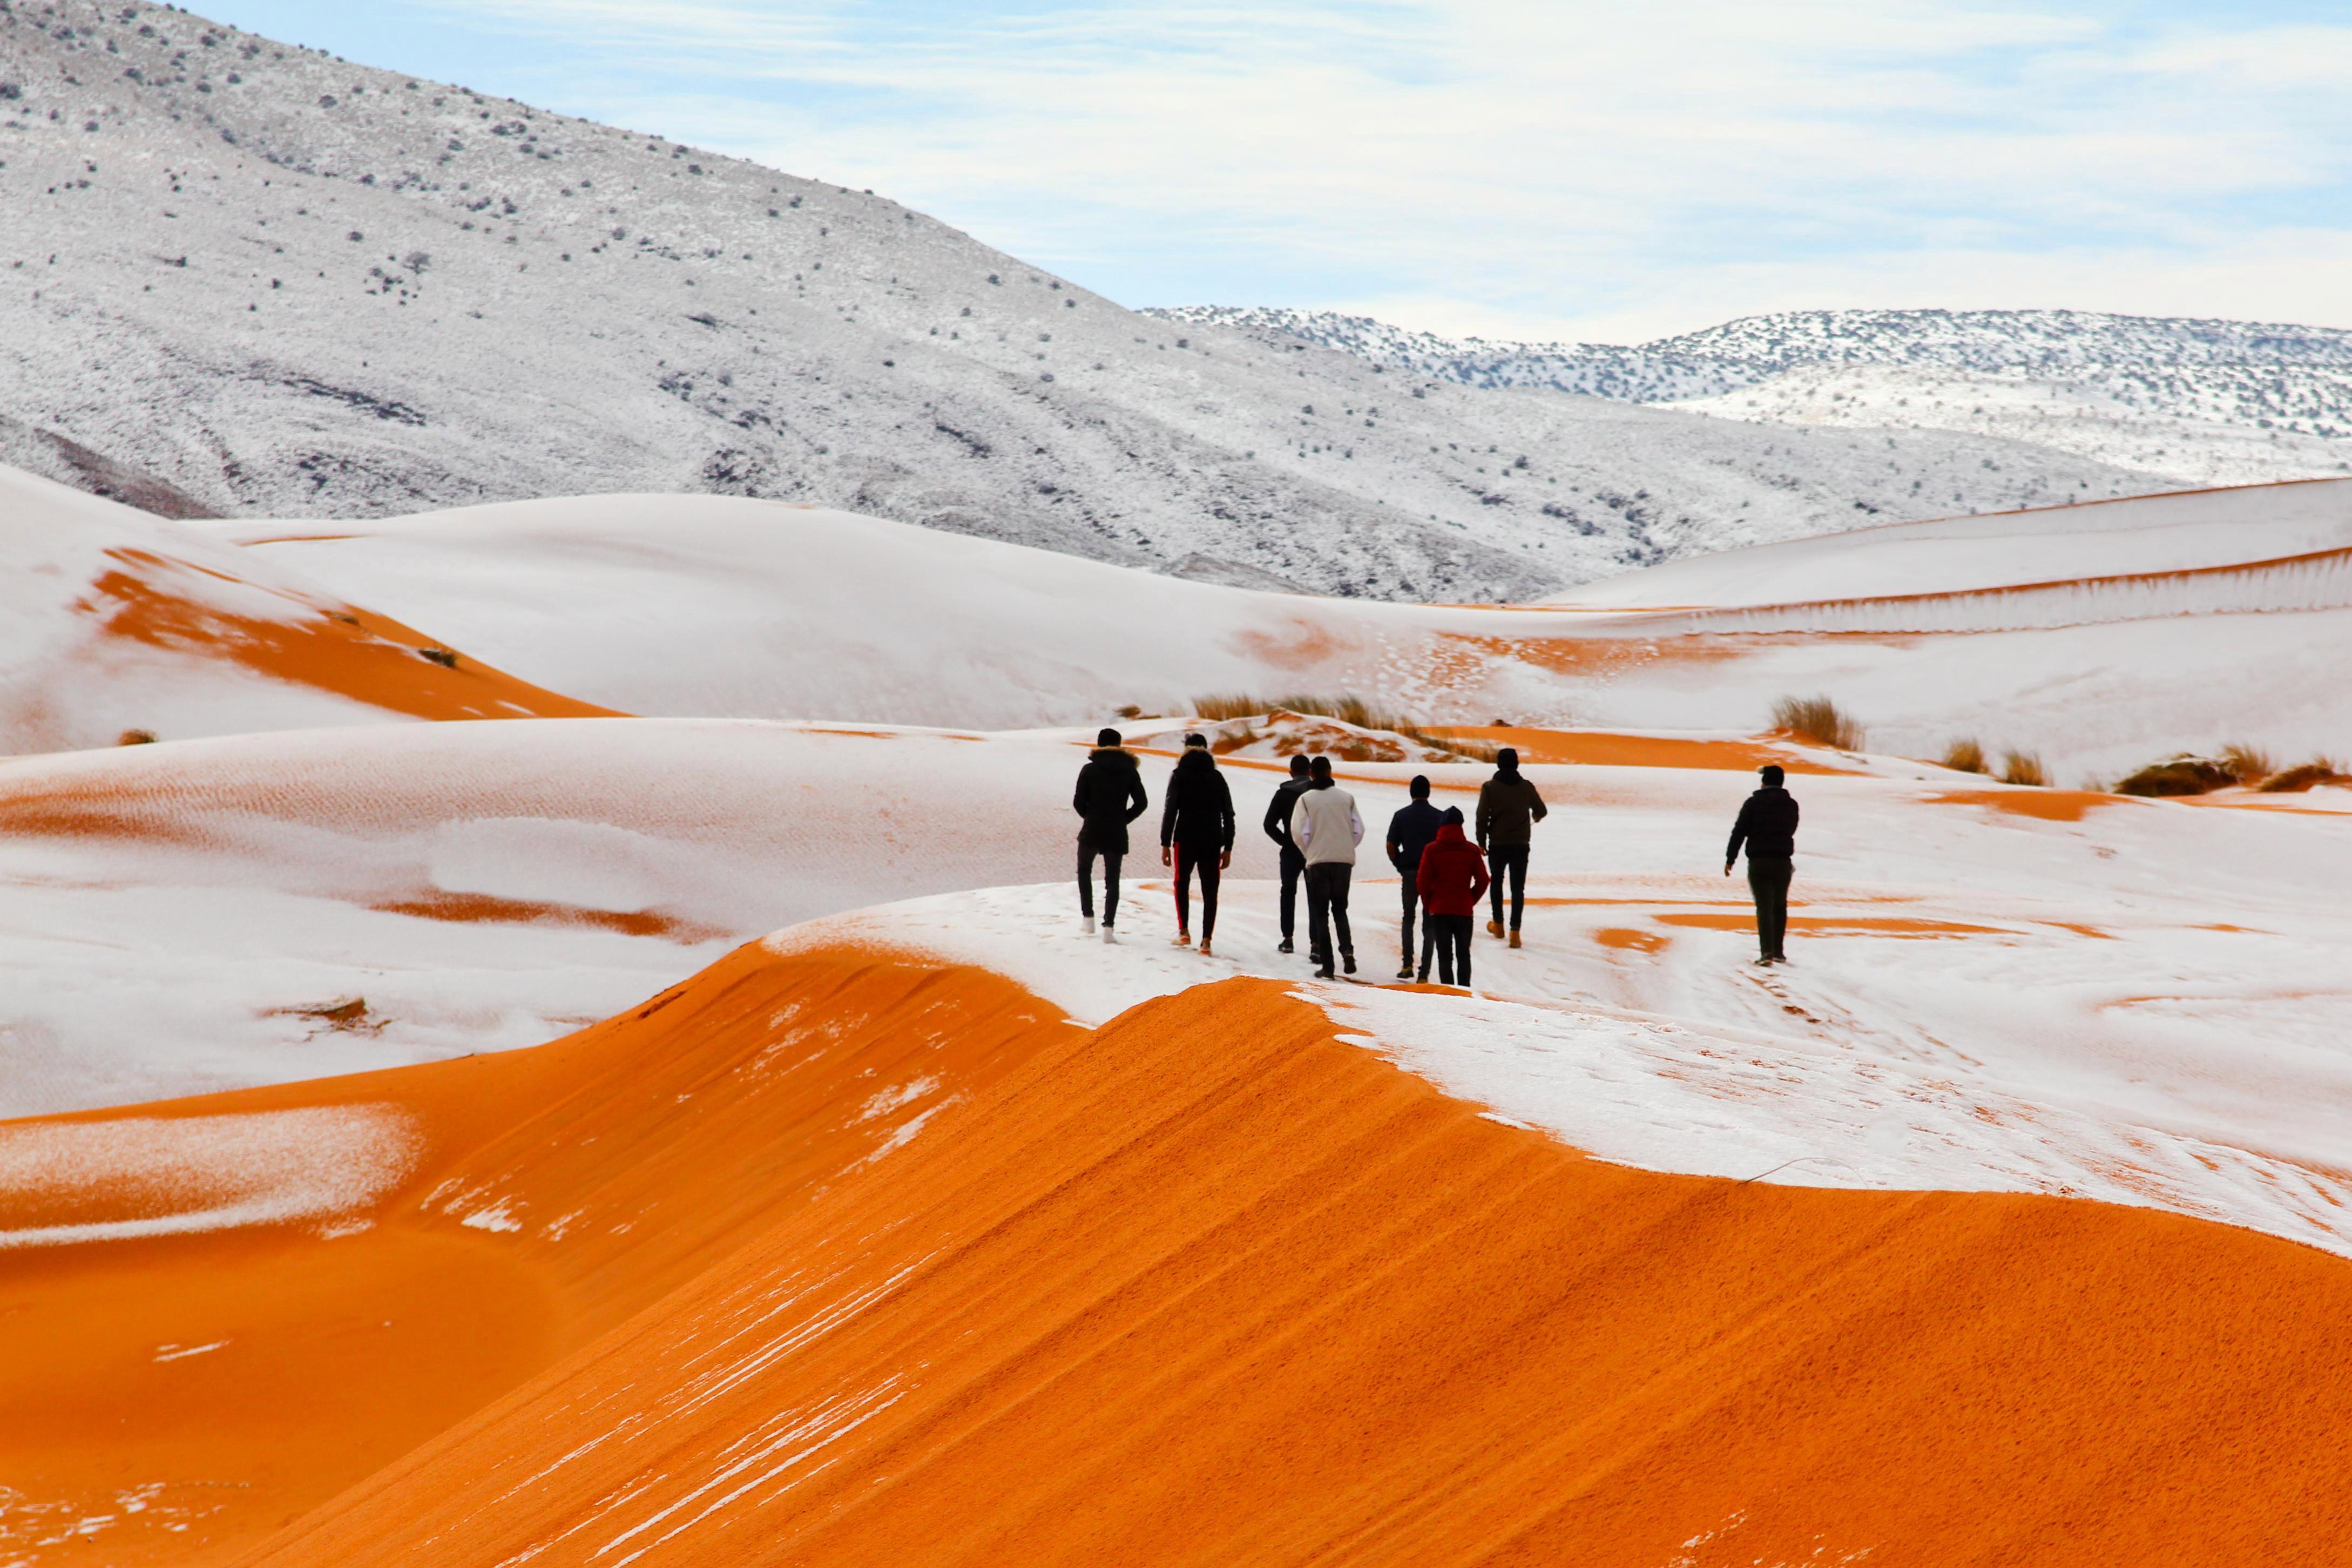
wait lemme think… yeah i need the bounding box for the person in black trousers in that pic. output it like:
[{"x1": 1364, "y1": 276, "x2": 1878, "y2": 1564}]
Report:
[
  {"x1": 1261, "y1": 754, "x2": 1313, "y2": 954},
  {"x1": 1160, "y1": 734, "x2": 1235, "y2": 956},
  {"x1": 1072, "y1": 726, "x2": 1148, "y2": 942},
  {"x1": 1725, "y1": 763, "x2": 1800, "y2": 964},
  {"x1": 1384, "y1": 774, "x2": 1446, "y2": 981}
]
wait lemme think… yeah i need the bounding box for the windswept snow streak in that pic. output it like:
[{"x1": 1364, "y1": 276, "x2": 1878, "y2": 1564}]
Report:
[{"x1": 0, "y1": 1105, "x2": 418, "y2": 1247}]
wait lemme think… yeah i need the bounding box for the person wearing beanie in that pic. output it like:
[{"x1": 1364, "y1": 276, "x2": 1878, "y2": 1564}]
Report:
[
  {"x1": 1475, "y1": 746, "x2": 1548, "y2": 947},
  {"x1": 1160, "y1": 734, "x2": 1235, "y2": 955},
  {"x1": 1288, "y1": 754, "x2": 1363, "y2": 978},
  {"x1": 1725, "y1": 762, "x2": 1801, "y2": 964},
  {"x1": 1415, "y1": 804, "x2": 1490, "y2": 987},
  {"x1": 1384, "y1": 774, "x2": 1448, "y2": 981},
  {"x1": 1260, "y1": 753, "x2": 1315, "y2": 954},
  {"x1": 1072, "y1": 727, "x2": 1148, "y2": 941}
]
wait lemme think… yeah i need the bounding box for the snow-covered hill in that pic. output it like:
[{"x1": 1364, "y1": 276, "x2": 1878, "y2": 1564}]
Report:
[
  {"x1": 1164, "y1": 306, "x2": 2352, "y2": 489},
  {"x1": 0, "y1": 2, "x2": 2166, "y2": 601}
]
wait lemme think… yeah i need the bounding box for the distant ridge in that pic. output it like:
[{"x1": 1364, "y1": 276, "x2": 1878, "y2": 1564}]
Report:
[{"x1": 1147, "y1": 306, "x2": 2352, "y2": 486}]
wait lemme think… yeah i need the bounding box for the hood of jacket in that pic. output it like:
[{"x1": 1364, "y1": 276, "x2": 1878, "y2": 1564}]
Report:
[
  {"x1": 1174, "y1": 747, "x2": 1215, "y2": 776},
  {"x1": 1089, "y1": 747, "x2": 1138, "y2": 768},
  {"x1": 1431, "y1": 821, "x2": 1469, "y2": 846}
]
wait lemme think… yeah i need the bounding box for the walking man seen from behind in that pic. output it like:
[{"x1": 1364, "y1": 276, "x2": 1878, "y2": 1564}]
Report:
[
  {"x1": 1415, "y1": 805, "x2": 1489, "y2": 988},
  {"x1": 1289, "y1": 755, "x2": 1362, "y2": 979},
  {"x1": 1160, "y1": 733, "x2": 1235, "y2": 956},
  {"x1": 1261, "y1": 754, "x2": 1313, "y2": 955},
  {"x1": 1384, "y1": 774, "x2": 1446, "y2": 981},
  {"x1": 1725, "y1": 762, "x2": 1800, "y2": 965},
  {"x1": 1475, "y1": 746, "x2": 1547, "y2": 948},
  {"x1": 1072, "y1": 726, "x2": 1148, "y2": 943}
]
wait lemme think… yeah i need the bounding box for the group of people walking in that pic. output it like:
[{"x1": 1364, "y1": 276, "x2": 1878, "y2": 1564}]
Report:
[{"x1": 1071, "y1": 727, "x2": 1568, "y2": 985}]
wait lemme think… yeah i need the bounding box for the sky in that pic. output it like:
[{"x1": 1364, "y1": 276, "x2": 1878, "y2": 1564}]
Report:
[{"x1": 197, "y1": 1, "x2": 2352, "y2": 344}]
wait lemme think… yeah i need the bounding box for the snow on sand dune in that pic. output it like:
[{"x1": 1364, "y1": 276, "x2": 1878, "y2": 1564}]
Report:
[{"x1": 6, "y1": 940, "x2": 2336, "y2": 1566}]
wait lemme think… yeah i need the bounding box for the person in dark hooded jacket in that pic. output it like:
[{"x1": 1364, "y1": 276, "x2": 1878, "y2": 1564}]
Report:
[
  {"x1": 1073, "y1": 726, "x2": 1148, "y2": 941},
  {"x1": 1415, "y1": 806, "x2": 1490, "y2": 986},
  {"x1": 1261, "y1": 754, "x2": 1313, "y2": 954},
  {"x1": 1384, "y1": 775, "x2": 1446, "y2": 981},
  {"x1": 1475, "y1": 746, "x2": 1547, "y2": 947},
  {"x1": 1160, "y1": 734, "x2": 1236, "y2": 954},
  {"x1": 1725, "y1": 763, "x2": 1800, "y2": 964}
]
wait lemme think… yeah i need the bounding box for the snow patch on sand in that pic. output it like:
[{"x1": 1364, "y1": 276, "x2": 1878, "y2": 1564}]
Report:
[{"x1": 0, "y1": 1105, "x2": 420, "y2": 1248}]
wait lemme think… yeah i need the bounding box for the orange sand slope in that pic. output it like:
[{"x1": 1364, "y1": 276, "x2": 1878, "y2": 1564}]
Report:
[
  {"x1": 0, "y1": 465, "x2": 611, "y2": 755},
  {"x1": 9, "y1": 942, "x2": 2347, "y2": 1566}
]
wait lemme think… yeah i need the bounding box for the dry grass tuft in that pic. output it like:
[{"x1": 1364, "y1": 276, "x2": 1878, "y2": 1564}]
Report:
[
  {"x1": 1770, "y1": 694, "x2": 1864, "y2": 752},
  {"x1": 114, "y1": 728, "x2": 158, "y2": 746},
  {"x1": 2219, "y1": 744, "x2": 2275, "y2": 785},
  {"x1": 1998, "y1": 749, "x2": 2049, "y2": 787},
  {"x1": 2116, "y1": 754, "x2": 2237, "y2": 797},
  {"x1": 1940, "y1": 738, "x2": 1988, "y2": 774},
  {"x1": 2258, "y1": 756, "x2": 2351, "y2": 793},
  {"x1": 1187, "y1": 694, "x2": 1497, "y2": 761}
]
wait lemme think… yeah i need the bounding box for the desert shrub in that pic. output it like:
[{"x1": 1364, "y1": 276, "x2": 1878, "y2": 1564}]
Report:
[
  {"x1": 416, "y1": 645, "x2": 459, "y2": 668},
  {"x1": 2218, "y1": 744, "x2": 2274, "y2": 785},
  {"x1": 2115, "y1": 754, "x2": 2236, "y2": 797},
  {"x1": 2258, "y1": 757, "x2": 2351, "y2": 793},
  {"x1": 1770, "y1": 694, "x2": 1864, "y2": 752},
  {"x1": 1940, "y1": 737, "x2": 1988, "y2": 774},
  {"x1": 1190, "y1": 693, "x2": 1266, "y2": 723},
  {"x1": 1999, "y1": 749, "x2": 2049, "y2": 787},
  {"x1": 115, "y1": 728, "x2": 157, "y2": 746},
  {"x1": 1187, "y1": 693, "x2": 1496, "y2": 761}
]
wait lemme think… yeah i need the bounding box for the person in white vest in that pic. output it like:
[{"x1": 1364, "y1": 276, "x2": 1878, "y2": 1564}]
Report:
[{"x1": 1288, "y1": 754, "x2": 1363, "y2": 979}]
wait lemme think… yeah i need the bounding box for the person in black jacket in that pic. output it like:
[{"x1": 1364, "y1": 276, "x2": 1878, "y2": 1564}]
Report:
[
  {"x1": 1725, "y1": 763, "x2": 1800, "y2": 964},
  {"x1": 1384, "y1": 774, "x2": 1447, "y2": 981},
  {"x1": 1160, "y1": 734, "x2": 1236, "y2": 955},
  {"x1": 1073, "y1": 726, "x2": 1148, "y2": 942},
  {"x1": 1261, "y1": 754, "x2": 1313, "y2": 954}
]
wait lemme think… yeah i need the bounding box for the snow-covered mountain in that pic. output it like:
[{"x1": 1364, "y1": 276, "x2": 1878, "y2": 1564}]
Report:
[
  {"x1": 1, "y1": 1, "x2": 2171, "y2": 601},
  {"x1": 1157, "y1": 306, "x2": 2352, "y2": 490}
]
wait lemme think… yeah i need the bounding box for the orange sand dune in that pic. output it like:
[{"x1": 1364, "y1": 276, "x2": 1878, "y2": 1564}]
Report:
[
  {"x1": 11, "y1": 949, "x2": 2352, "y2": 1565},
  {"x1": 85, "y1": 545, "x2": 616, "y2": 722},
  {"x1": 0, "y1": 951, "x2": 1068, "y2": 1563},
  {"x1": 1437, "y1": 725, "x2": 1854, "y2": 773}
]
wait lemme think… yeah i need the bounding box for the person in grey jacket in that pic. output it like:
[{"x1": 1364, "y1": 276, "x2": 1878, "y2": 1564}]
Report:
[{"x1": 1289, "y1": 755, "x2": 1363, "y2": 979}]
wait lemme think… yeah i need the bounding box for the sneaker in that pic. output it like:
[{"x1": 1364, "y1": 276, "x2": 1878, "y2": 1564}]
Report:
[
  {"x1": 1341, "y1": 951, "x2": 1356, "y2": 975},
  {"x1": 1199, "y1": 939, "x2": 1213, "y2": 957},
  {"x1": 1313, "y1": 964, "x2": 1336, "y2": 980},
  {"x1": 1752, "y1": 954, "x2": 1775, "y2": 966},
  {"x1": 1103, "y1": 925, "x2": 1118, "y2": 944},
  {"x1": 1508, "y1": 930, "x2": 1522, "y2": 950},
  {"x1": 1173, "y1": 931, "x2": 1192, "y2": 947},
  {"x1": 1396, "y1": 965, "x2": 1414, "y2": 981},
  {"x1": 1082, "y1": 916, "x2": 1097, "y2": 935},
  {"x1": 1278, "y1": 940, "x2": 1294, "y2": 955},
  {"x1": 1486, "y1": 919, "x2": 1504, "y2": 938}
]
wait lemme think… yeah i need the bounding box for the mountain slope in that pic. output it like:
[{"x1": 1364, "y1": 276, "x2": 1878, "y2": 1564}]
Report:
[
  {"x1": 1163, "y1": 306, "x2": 2352, "y2": 490},
  {"x1": 0, "y1": 1, "x2": 2163, "y2": 599}
]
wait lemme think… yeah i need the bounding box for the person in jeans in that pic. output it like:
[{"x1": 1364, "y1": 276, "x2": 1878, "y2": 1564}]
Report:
[
  {"x1": 1725, "y1": 763, "x2": 1800, "y2": 965},
  {"x1": 1288, "y1": 755, "x2": 1362, "y2": 979},
  {"x1": 1072, "y1": 726, "x2": 1148, "y2": 942},
  {"x1": 1384, "y1": 775, "x2": 1447, "y2": 981},
  {"x1": 1260, "y1": 754, "x2": 1313, "y2": 954},
  {"x1": 1159, "y1": 734, "x2": 1235, "y2": 956},
  {"x1": 1415, "y1": 806, "x2": 1490, "y2": 987},
  {"x1": 1475, "y1": 746, "x2": 1547, "y2": 948}
]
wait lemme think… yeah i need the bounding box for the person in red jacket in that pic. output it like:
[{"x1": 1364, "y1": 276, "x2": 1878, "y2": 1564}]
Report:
[{"x1": 1414, "y1": 807, "x2": 1491, "y2": 988}]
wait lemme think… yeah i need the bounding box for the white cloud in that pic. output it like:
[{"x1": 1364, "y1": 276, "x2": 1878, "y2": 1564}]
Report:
[{"x1": 394, "y1": 0, "x2": 2352, "y2": 335}]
